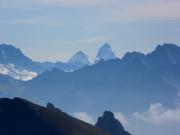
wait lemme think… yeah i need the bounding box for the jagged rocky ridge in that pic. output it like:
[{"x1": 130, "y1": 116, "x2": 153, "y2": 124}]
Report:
[
  {"x1": 0, "y1": 43, "x2": 116, "y2": 80},
  {"x1": 0, "y1": 97, "x2": 111, "y2": 135},
  {"x1": 95, "y1": 111, "x2": 131, "y2": 135}
]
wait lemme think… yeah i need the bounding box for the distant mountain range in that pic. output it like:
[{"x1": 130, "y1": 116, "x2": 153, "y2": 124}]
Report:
[
  {"x1": 0, "y1": 43, "x2": 116, "y2": 80},
  {"x1": 0, "y1": 43, "x2": 179, "y2": 114},
  {"x1": 0, "y1": 97, "x2": 130, "y2": 135}
]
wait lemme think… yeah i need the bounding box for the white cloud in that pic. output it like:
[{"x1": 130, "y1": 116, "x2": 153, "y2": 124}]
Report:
[
  {"x1": 0, "y1": 64, "x2": 37, "y2": 81},
  {"x1": 114, "y1": 112, "x2": 128, "y2": 126},
  {"x1": 73, "y1": 112, "x2": 95, "y2": 125},
  {"x1": 133, "y1": 103, "x2": 180, "y2": 124}
]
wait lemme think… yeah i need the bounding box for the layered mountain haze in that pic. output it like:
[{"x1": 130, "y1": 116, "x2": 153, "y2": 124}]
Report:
[
  {"x1": 0, "y1": 43, "x2": 179, "y2": 113},
  {"x1": 0, "y1": 43, "x2": 180, "y2": 135},
  {"x1": 0, "y1": 43, "x2": 116, "y2": 80}
]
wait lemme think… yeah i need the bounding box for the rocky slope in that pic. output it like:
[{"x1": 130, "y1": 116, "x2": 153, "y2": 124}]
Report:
[{"x1": 0, "y1": 97, "x2": 110, "y2": 135}]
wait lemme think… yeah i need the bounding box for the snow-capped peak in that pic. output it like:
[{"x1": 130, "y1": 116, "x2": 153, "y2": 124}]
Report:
[
  {"x1": 68, "y1": 51, "x2": 90, "y2": 65},
  {"x1": 0, "y1": 64, "x2": 37, "y2": 81},
  {"x1": 96, "y1": 43, "x2": 116, "y2": 62}
]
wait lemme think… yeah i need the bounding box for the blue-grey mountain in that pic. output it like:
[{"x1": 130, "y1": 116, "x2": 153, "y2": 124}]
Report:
[
  {"x1": 0, "y1": 44, "x2": 42, "y2": 72},
  {"x1": 68, "y1": 51, "x2": 90, "y2": 66},
  {"x1": 0, "y1": 44, "x2": 91, "y2": 79},
  {"x1": 54, "y1": 51, "x2": 90, "y2": 72},
  {"x1": 22, "y1": 43, "x2": 180, "y2": 113},
  {"x1": 96, "y1": 43, "x2": 117, "y2": 62},
  {"x1": 0, "y1": 43, "x2": 179, "y2": 114}
]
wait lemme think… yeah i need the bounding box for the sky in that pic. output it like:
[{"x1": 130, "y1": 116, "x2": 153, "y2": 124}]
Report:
[{"x1": 0, "y1": 0, "x2": 180, "y2": 62}]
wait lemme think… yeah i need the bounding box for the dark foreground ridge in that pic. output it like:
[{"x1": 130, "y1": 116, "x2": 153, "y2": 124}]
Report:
[
  {"x1": 95, "y1": 111, "x2": 131, "y2": 135},
  {"x1": 0, "y1": 97, "x2": 110, "y2": 135}
]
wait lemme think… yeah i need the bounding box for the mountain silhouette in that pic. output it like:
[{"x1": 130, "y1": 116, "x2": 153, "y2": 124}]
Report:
[
  {"x1": 95, "y1": 111, "x2": 131, "y2": 135},
  {"x1": 0, "y1": 97, "x2": 110, "y2": 135}
]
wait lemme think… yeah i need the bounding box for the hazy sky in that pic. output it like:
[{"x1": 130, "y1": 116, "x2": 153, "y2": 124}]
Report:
[{"x1": 0, "y1": 0, "x2": 180, "y2": 62}]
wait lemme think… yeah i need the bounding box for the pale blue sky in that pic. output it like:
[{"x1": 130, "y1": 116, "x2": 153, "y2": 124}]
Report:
[{"x1": 0, "y1": 0, "x2": 180, "y2": 62}]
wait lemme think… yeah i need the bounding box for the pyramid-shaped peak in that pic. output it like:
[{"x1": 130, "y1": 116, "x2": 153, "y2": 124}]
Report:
[
  {"x1": 74, "y1": 51, "x2": 87, "y2": 56},
  {"x1": 68, "y1": 51, "x2": 90, "y2": 65},
  {"x1": 95, "y1": 111, "x2": 131, "y2": 135},
  {"x1": 96, "y1": 43, "x2": 117, "y2": 62},
  {"x1": 101, "y1": 43, "x2": 112, "y2": 49}
]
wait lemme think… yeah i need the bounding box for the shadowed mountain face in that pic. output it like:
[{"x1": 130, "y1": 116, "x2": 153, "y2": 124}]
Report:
[
  {"x1": 0, "y1": 44, "x2": 42, "y2": 72},
  {"x1": 0, "y1": 43, "x2": 180, "y2": 113},
  {"x1": 0, "y1": 44, "x2": 32, "y2": 66},
  {"x1": 0, "y1": 97, "x2": 110, "y2": 135},
  {"x1": 95, "y1": 111, "x2": 131, "y2": 135},
  {"x1": 22, "y1": 43, "x2": 180, "y2": 113},
  {"x1": 0, "y1": 74, "x2": 24, "y2": 97},
  {"x1": 0, "y1": 44, "x2": 92, "y2": 77}
]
